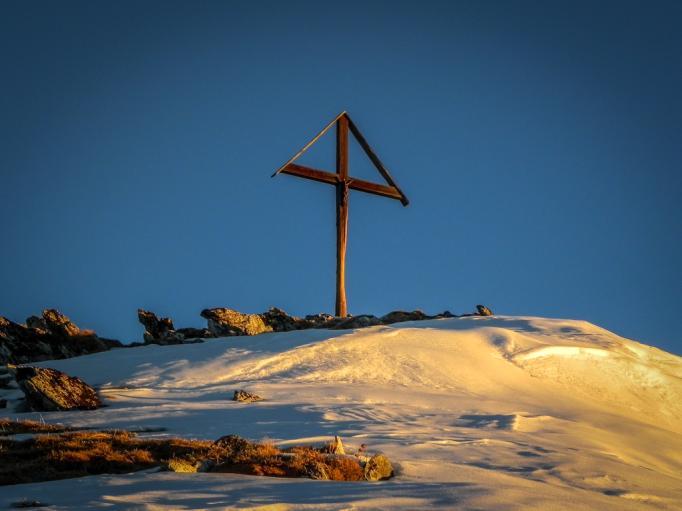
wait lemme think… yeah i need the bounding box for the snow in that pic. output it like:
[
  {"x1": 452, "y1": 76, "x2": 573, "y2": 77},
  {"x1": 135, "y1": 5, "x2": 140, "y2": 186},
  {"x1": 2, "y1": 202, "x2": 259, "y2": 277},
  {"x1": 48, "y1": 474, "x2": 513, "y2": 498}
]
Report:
[{"x1": 2, "y1": 315, "x2": 682, "y2": 510}]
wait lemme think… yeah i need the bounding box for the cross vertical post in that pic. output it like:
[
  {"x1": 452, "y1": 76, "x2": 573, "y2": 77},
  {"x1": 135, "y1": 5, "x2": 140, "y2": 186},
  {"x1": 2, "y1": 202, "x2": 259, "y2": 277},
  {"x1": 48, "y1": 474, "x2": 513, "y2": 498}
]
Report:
[{"x1": 335, "y1": 115, "x2": 349, "y2": 317}]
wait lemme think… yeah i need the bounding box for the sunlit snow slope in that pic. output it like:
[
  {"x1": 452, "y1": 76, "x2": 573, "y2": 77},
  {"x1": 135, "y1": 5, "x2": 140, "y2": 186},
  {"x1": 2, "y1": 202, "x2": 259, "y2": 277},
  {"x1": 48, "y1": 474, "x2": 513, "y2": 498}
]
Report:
[{"x1": 3, "y1": 316, "x2": 682, "y2": 510}]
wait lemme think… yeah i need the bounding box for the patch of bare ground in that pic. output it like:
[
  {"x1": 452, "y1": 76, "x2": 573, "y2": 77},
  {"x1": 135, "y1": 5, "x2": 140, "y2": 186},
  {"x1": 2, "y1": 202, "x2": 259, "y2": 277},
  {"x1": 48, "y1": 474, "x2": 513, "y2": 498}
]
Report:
[{"x1": 0, "y1": 421, "x2": 390, "y2": 485}]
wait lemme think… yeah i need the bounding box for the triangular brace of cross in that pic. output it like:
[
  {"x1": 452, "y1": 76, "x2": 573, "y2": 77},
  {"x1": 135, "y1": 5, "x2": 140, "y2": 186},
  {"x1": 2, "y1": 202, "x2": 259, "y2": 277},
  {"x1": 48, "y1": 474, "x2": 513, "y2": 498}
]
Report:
[{"x1": 272, "y1": 111, "x2": 409, "y2": 318}]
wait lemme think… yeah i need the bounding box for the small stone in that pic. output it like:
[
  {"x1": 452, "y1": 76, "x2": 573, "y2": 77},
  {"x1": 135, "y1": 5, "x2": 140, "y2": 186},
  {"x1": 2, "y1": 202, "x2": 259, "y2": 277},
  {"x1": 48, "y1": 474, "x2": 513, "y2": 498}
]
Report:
[
  {"x1": 167, "y1": 458, "x2": 200, "y2": 473},
  {"x1": 233, "y1": 389, "x2": 263, "y2": 403},
  {"x1": 363, "y1": 454, "x2": 393, "y2": 481}
]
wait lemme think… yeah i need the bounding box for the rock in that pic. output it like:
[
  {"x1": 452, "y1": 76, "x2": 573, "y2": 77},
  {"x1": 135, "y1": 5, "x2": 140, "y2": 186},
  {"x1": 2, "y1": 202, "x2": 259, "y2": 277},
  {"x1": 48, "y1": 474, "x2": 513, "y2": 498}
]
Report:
[
  {"x1": 201, "y1": 308, "x2": 272, "y2": 337},
  {"x1": 380, "y1": 310, "x2": 429, "y2": 324},
  {"x1": 167, "y1": 458, "x2": 200, "y2": 473},
  {"x1": 137, "y1": 309, "x2": 176, "y2": 343},
  {"x1": 9, "y1": 365, "x2": 102, "y2": 411},
  {"x1": 233, "y1": 389, "x2": 263, "y2": 403},
  {"x1": 260, "y1": 307, "x2": 301, "y2": 332},
  {"x1": 99, "y1": 337, "x2": 124, "y2": 349},
  {"x1": 137, "y1": 309, "x2": 210, "y2": 345},
  {"x1": 302, "y1": 313, "x2": 335, "y2": 328},
  {"x1": 176, "y1": 327, "x2": 212, "y2": 340},
  {"x1": 330, "y1": 315, "x2": 382, "y2": 329},
  {"x1": 42, "y1": 309, "x2": 81, "y2": 338},
  {"x1": 363, "y1": 453, "x2": 393, "y2": 481},
  {"x1": 25, "y1": 315, "x2": 48, "y2": 332},
  {"x1": 476, "y1": 305, "x2": 493, "y2": 316},
  {"x1": 0, "y1": 311, "x2": 119, "y2": 365}
]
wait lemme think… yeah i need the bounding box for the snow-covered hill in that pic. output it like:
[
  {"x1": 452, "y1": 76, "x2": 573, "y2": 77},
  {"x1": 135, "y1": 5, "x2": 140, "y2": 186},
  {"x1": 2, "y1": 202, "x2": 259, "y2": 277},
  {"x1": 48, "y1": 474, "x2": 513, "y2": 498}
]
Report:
[{"x1": 3, "y1": 316, "x2": 682, "y2": 510}]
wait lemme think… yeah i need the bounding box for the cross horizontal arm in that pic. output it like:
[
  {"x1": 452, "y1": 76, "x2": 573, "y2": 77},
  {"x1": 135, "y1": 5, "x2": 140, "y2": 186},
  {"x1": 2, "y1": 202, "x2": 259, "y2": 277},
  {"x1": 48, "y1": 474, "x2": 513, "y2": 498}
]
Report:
[{"x1": 278, "y1": 163, "x2": 405, "y2": 202}]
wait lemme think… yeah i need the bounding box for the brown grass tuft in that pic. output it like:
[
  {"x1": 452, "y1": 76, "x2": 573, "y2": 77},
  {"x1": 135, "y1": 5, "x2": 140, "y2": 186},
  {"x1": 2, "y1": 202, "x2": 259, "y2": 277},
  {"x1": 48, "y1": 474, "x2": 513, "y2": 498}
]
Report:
[{"x1": 0, "y1": 418, "x2": 72, "y2": 435}]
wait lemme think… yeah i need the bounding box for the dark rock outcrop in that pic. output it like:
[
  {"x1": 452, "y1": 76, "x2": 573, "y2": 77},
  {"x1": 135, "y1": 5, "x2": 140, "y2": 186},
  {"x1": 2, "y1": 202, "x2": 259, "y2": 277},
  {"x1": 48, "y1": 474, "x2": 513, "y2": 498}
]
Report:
[
  {"x1": 0, "y1": 310, "x2": 122, "y2": 365},
  {"x1": 9, "y1": 365, "x2": 102, "y2": 411},
  {"x1": 330, "y1": 315, "x2": 382, "y2": 329},
  {"x1": 137, "y1": 309, "x2": 212, "y2": 345},
  {"x1": 137, "y1": 309, "x2": 175, "y2": 343},
  {"x1": 260, "y1": 307, "x2": 301, "y2": 332},
  {"x1": 42, "y1": 309, "x2": 81, "y2": 338},
  {"x1": 201, "y1": 308, "x2": 273, "y2": 337},
  {"x1": 176, "y1": 327, "x2": 212, "y2": 340},
  {"x1": 380, "y1": 310, "x2": 430, "y2": 324}
]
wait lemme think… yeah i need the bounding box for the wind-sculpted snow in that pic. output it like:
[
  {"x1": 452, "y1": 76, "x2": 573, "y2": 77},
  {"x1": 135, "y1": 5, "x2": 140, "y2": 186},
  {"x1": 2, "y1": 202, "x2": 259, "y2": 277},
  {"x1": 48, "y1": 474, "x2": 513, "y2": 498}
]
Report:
[{"x1": 3, "y1": 316, "x2": 682, "y2": 510}]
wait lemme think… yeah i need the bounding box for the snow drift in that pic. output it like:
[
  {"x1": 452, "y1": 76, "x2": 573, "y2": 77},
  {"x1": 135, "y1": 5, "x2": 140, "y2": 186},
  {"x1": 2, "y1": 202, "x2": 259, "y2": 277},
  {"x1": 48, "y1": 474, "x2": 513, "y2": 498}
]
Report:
[{"x1": 2, "y1": 316, "x2": 681, "y2": 510}]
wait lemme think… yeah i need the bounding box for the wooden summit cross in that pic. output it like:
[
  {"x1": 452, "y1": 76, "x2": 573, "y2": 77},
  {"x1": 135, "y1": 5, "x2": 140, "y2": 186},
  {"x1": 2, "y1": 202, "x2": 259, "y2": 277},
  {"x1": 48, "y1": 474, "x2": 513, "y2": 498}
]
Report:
[{"x1": 272, "y1": 111, "x2": 409, "y2": 318}]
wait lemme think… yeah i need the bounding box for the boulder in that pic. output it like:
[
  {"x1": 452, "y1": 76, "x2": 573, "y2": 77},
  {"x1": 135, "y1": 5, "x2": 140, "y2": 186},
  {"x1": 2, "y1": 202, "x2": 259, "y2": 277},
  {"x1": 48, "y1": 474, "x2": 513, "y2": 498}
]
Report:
[
  {"x1": 476, "y1": 305, "x2": 493, "y2": 316},
  {"x1": 380, "y1": 310, "x2": 429, "y2": 324},
  {"x1": 137, "y1": 309, "x2": 176, "y2": 343},
  {"x1": 201, "y1": 308, "x2": 272, "y2": 337},
  {"x1": 9, "y1": 365, "x2": 102, "y2": 411},
  {"x1": 363, "y1": 453, "x2": 393, "y2": 481},
  {"x1": 233, "y1": 389, "x2": 263, "y2": 403}
]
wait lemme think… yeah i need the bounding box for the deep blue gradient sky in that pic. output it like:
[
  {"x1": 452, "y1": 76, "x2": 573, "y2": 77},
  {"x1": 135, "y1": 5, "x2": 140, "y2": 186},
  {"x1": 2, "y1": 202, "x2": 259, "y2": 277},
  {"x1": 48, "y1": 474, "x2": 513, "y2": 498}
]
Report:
[{"x1": 1, "y1": 1, "x2": 681, "y2": 353}]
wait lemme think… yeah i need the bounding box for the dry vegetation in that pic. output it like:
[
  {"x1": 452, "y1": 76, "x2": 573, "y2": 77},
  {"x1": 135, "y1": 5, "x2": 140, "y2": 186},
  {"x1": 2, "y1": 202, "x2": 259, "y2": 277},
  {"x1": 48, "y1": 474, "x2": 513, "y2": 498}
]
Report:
[
  {"x1": 0, "y1": 422, "x2": 373, "y2": 485},
  {"x1": 0, "y1": 418, "x2": 73, "y2": 435}
]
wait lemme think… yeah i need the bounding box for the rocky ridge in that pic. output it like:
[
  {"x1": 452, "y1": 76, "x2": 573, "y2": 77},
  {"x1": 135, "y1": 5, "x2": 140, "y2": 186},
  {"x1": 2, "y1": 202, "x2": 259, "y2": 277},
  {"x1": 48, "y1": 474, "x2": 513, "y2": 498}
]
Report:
[{"x1": 0, "y1": 309, "x2": 122, "y2": 365}]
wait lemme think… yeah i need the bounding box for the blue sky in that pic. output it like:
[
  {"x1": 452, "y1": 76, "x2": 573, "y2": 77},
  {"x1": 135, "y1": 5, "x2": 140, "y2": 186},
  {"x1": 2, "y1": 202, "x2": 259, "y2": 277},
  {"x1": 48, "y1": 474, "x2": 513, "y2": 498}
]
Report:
[{"x1": 1, "y1": 1, "x2": 680, "y2": 353}]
